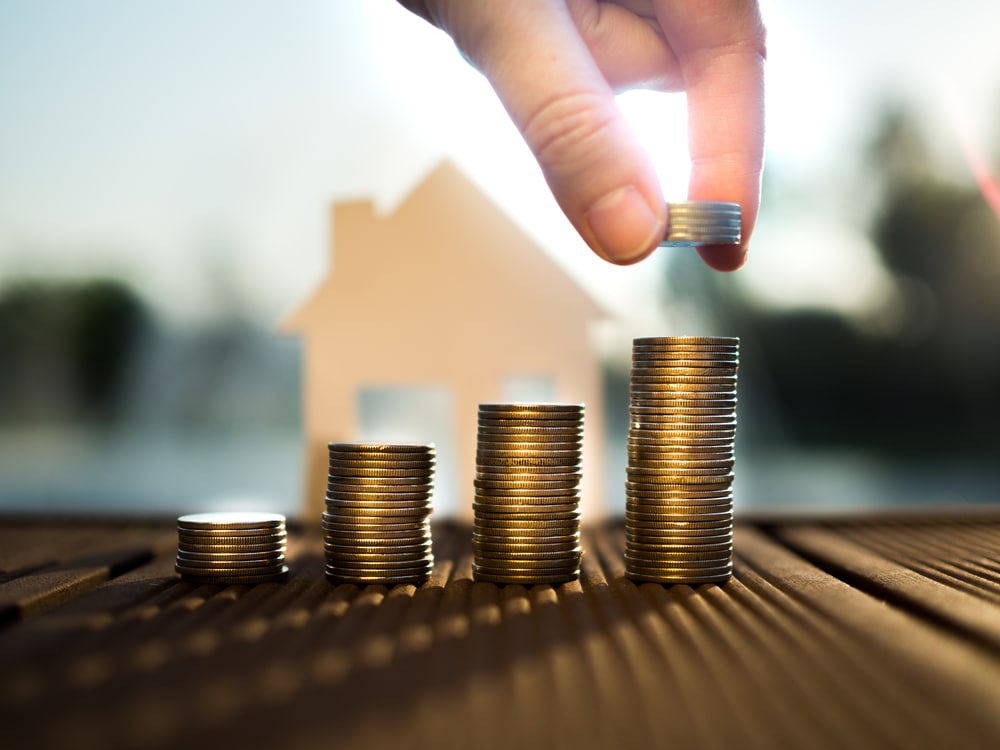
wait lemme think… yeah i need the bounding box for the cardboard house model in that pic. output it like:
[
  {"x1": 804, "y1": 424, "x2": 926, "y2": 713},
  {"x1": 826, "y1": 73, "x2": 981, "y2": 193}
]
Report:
[{"x1": 283, "y1": 161, "x2": 605, "y2": 520}]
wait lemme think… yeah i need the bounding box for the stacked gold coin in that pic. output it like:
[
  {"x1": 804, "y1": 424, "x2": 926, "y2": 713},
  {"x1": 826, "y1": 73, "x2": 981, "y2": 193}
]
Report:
[
  {"x1": 175, "y1": 512, "x2": 288, "y2": 584},
  {"x1": 324, "y1": 443, "x2": 435, "y2": 585},
  {"x1": 625, "y1": 336, "x2": 738, "y2": 584},
  {"x1": 473, "y1": 403, "x2": 584, "y2": 584}
]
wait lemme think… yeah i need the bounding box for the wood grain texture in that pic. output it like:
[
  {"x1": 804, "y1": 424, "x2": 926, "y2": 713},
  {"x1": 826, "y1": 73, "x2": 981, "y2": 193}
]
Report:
[{"x1": 1, "y1": 516, "x2": 999, "y2": 750}]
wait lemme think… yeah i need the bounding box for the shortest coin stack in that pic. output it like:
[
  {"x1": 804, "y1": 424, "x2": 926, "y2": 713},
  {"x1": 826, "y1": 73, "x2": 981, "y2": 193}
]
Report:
[
  {"x1": 324, "y1": 443, "x2": 435, "y2": 586},
  {"x1": 661, "y1": 201, "x2": 741, "y2": 247},
  {"x1": 176, "y1": 512, "x2": 288, "y2": 585}
]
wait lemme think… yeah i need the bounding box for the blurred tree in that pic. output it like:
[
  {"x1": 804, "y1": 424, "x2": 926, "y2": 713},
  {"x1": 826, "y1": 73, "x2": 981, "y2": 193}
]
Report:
[
  {"x1": 664, "y1": 96, "x2": 1000, "y2": 456},
  {"x1": 0, "y1": 279, "x2": 152, "y2": 424}
]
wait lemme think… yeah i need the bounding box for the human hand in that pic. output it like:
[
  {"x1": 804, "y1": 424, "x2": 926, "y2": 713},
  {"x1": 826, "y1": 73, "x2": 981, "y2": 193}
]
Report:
[{"x1": 398, "y1": 0, "x2": 766, "y2": 269}]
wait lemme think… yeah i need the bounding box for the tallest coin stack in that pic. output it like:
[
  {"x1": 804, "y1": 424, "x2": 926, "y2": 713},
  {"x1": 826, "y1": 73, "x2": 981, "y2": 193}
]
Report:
[{"x1": 625, "y1": 336, "x2": 739, "y2": 584}]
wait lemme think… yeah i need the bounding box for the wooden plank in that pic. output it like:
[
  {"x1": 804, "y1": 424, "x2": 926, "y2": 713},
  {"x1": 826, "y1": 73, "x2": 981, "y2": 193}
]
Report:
[
  {"x1": 738, "y1": 525, "x2": 1000, "y2": 744},
  {"x1": 774, "y1": 523, "x2": 1000, "y2": 651},
  {"x1": 0, "y1": 520, "x2": 998, "y2": 750}
]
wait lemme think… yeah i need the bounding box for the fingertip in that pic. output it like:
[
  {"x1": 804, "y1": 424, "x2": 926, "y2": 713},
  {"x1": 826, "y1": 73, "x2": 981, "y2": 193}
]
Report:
[
  {"x1": 696, "y1": 243, "x2": 748, "y2": 272},
  {"x1": 584, "y1": 185, "x2": 666, "y2": 265}
]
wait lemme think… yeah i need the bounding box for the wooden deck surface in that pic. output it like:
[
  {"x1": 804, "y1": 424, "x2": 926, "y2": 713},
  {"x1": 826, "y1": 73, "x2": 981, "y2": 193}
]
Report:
[{"x1": 2, "y1": 514, "x2": 1000, "y2": 749}]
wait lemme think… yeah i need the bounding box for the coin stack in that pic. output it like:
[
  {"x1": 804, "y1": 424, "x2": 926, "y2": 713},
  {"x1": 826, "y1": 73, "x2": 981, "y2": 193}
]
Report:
[
  {"x1": 473, "y1": 403, "x2": 584, "y2": 585},
  {"x1": 324, "y1": 443, "x2": 435, "y2": 585},
  {"x1": 175, "y1": 512, "x2": 288, "y2": 584},
  {"x1": 661, "y1": 201, "x2": 741, "y2": 246},
  {"x1": 625, "y1": 336, "x2": 738, "y2": 584}
]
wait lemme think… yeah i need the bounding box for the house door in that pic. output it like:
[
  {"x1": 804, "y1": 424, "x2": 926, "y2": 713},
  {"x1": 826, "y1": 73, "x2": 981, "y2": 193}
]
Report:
[{"x1": 357, "y1": 385, "x2": 458, "y2": 516}]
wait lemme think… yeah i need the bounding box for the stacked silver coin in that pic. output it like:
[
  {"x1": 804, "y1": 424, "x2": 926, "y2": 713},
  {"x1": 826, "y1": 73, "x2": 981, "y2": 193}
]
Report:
[
  {"x1": 324, "y1": 443, "x2": 435, "y2": 585},
  {"x1": 175, "y1": 512, "x2": 288, "y2": 584},
  {"x1": 661, "y1": 201, "x2": 741, "y2": 246},
  {"x1": 473, "y1": 403, "x2": 584, "y2": 585},
  {"x1": 625, "y1": 336, "x2": 738, "y2": 584}
]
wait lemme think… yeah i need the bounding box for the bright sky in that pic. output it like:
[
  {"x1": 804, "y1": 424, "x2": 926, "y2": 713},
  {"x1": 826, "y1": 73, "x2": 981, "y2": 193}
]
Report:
[{"x1": 1, "y1": 1, "x2": 999, "y2": 329}]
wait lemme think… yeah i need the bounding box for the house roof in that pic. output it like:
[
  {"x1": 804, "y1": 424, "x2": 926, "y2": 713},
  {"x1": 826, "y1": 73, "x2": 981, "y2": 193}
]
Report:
[{"x1": 283, "y1": 160, "x2": 604, "y2": 335}]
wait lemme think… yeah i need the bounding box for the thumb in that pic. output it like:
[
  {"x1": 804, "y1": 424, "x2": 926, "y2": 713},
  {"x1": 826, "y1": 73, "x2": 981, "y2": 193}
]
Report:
[{"x1": 436, "y1": 2, "x2": 666, "y2": 264}]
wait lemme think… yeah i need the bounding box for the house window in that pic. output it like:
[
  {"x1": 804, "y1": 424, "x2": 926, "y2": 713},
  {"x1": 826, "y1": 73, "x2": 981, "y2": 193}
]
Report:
[{"x1": 357, "y1": 385, "x2": 457, "y2": 516}]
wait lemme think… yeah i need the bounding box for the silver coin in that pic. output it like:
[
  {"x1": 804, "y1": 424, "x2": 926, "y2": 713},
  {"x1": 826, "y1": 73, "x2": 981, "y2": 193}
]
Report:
[
  {"x1": 625, "y1": 483, "x2": 733, "y2": 498},
  {"x1": 630, "y1": 406, "x2": 737, "y2": 418},
  {"x1": 626, "y1": 505, "x2": 731, "y2": 519},
  {"x1": 625, "y1": 559, "x2": 733, "y2": 576},
  {"x1": 323, "y1": 526, "x2": 430, "y2": 541},
  {"x1": 627, "y1": 457, "x2": 735, "y2": 471},
  {"x1": 629, "y1": 369, "x2": 737, "y2": 382},
  {"x1": 625, "y1": 546, "x2": 732, "y2": 562},
  {"x1": 474, "y1": 548, "x2": 582, "y2": 563},
  {"x1": 178, "y1": 531, "x2": 288, "y2": 547},
  {"x1": 325, "y1": 551, "x2": 434, "y2": 566},
  {"x1": 477, "y1": 428, "x2": 583, "y2": 441},
  {"x1": 325, "y1": 496, "x2": 432, "y2": 511},
  {"x1": 477, "y1": 417, "x2": 583, "y2": 430},
  {"x1": 626, "y1": 499, "x2": 733, "y2": 513},
  {"x1": 473, "y1": 526, "x2": 580, "y2": 540},
  {"x1": 328, "y1": 442, "x2": 434, "y2": 454},
  {"x1": 321, "y1": 517, "x2": 430, "y2": 531},
  {"x1": 628, "y1": 424, "x2": 737, "y2": 437},
  {"x1": 325, "y1": 489, "x2": 432, "y2": 503},
  {"x1": 627, "y1": 433, "x2": 734, "y2": 445},
  {"x1": 176, "y1": 562, "x2": 287, "y2": 576},
  {"x1": 473, "y1": 539, "x2": 583, "y2": 555},
  {"x1": 327, "y1": 466, "x2": 434, "y2": 480},
  {"x1": 477, "y1": 444, "x2": 583, "y2": 459},
  {"x1": 176, "y1": 522, "x2": 285, "y2": 537},
  {"x1": 179, "y1": 567, "x2": 289, "y2": 585},
  {"x1": 478, "y1": 403, "x2": 584, "y2": 415},
  {"x1": 175, "y1": 554, "x2": 285, "y2": 570},
  {"x1": 666, "y1": 201, "x2": 741, "y2": 215},
  {"x1": 474, "y1": 477, "x2": 580, "y2": 491},
  {"x1": 321, "y1": 517, "x2": 430, "y2": 532},
  {"x1": 476, "y1": 468, "x2": 581, "y2": 480},
  {"x1": 472, "y1": 518, "x2": 581, "y2": 532},
  {"x1": 627, "y1": 538, "x2": 733, "y2": 552},
  {"x1": 472, "y1": 562, "x2": 579, "y2": 577},
  {"x1": 633, "y1": 349, "x2": 739, "y2": 361},
  {"x1": 630, "y1": 410, "x2": 737, "y2": 423},
  {"x1": 177, "y1": 511, "x2": 285, "y2": 531},
  {"x1": 176, "y1": 549, "x2": 285, "y2": 562},
  {"x1": 326, "y1": 473, "x2": 433, "y2": 486},
  {"x1": 177, "y1": 542, "x2": 287, "y2": 556},
  {"x1": 323, "y1": 539, "x2": 428, "y2": 555},
  {"x1": 324, "y1": 505, "x2": 432, "y2": 519},
  {"x1": 625, "y1": 529, "x2": 733, "y2": 545},
  {"x1": 473, "y1": 504, "x2": 581, "y2": 519},
  {"x1": 476, "y1": 460, "x2": 582, "y2": 475},
  {"x1": 476, "y1": 446, "x2": 581, "y2": 458},
  {"x1": 634, "y1": 335, "x2": 738, "y2": 347},
  {"x1": 325, "y1": 557, "x2": 434, "y2": 571},
  {"x1": 627, "y1": 462, "x2": 733, "y2": 476},
  {"x1": 475, "y1": 486, "x2": 581, "y2": 500},
  {"x1": 327, "y1": 454, "x2": 435, "y2": 467},
  {"x1": 626, "y1": 522, "x2": 733, "y2": 536}
]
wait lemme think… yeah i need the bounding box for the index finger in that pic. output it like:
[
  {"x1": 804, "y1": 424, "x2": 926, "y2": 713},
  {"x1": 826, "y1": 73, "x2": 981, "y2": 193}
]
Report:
[{"x1": 654, "y1": 0, "x2": 766, "y2": 270}]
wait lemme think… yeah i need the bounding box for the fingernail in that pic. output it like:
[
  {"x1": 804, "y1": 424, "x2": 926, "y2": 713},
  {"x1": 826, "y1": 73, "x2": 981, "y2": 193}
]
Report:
[{"x1": 585, "y1": 186, "x2": 663, "y2": 264}]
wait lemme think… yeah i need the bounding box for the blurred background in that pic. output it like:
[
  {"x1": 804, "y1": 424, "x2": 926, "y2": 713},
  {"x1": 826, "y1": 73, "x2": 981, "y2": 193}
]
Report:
[{"x1": 1, "y1": 0, "x2": 999, "y2": 518}]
